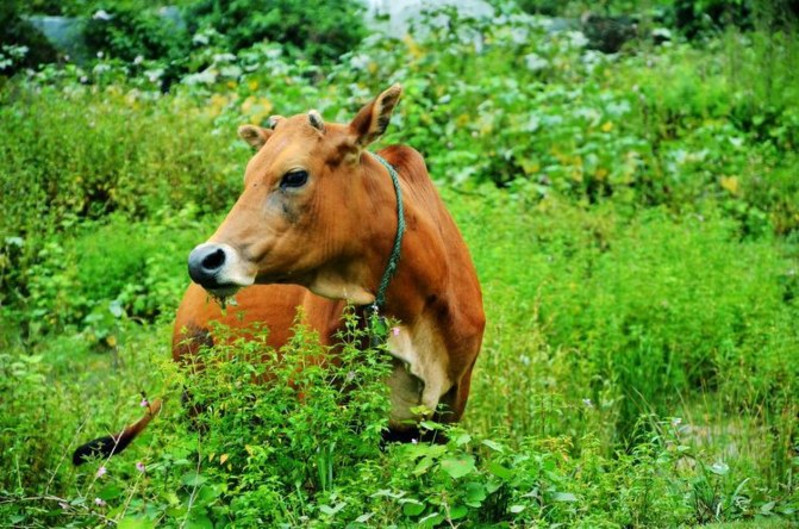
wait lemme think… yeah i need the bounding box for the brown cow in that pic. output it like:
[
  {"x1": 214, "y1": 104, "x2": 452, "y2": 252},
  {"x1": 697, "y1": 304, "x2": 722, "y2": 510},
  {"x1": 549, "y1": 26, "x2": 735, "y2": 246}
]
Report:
[{"x1": 73, "y1": 85, "x2": 484, "y2": 464}]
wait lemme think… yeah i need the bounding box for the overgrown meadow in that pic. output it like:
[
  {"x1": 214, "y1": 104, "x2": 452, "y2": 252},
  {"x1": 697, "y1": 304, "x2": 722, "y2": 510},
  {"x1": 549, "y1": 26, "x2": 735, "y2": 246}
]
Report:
[{"x1": 1, "y1": 2, "x2": 799, "y2": 527}]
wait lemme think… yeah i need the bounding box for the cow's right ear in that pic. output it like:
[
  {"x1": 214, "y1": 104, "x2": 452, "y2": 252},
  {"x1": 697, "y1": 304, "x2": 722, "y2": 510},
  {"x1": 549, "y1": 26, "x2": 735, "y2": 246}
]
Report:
[
  {"x1": 349, "y1": 84, "x2": 402, "y2": 148},
  {"x1": 237, "y1": 125, "x2": 272, "y2": 150}
]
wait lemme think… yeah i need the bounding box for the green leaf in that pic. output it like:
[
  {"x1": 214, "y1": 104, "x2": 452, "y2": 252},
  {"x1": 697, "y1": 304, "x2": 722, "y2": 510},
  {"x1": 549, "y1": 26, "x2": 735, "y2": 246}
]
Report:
[
  {"x1": 354, "y1": 512, "x2": 374, "y2": 523},
  {"x1": 485, "y1": 479, "x2": 503, "y2": 494},
  {"x1": 481, "y1": 439, "x2": 504, "y2": 453},
  {"x1": 709, "y1": 462, "x2": 729, "y2": 475},
  {"x1": 181, "y1": 471, "x2": 207, "y2": 487},
  {"x1": 509, "y1": 504, "x2": 526, "y2": 514},
  {"x1": 440, "y1": 455, "x2": 476, "y2": 479},
  {"x1": 413, "y1": 456, "x2": 434, "y2": 476},
  {"x1": 185, "y1": 513, "x2": 213, "y2": 529},
  {"x1": 551, "y1": 491, "x2": 578, "y2": 502},
  {"x1": 487, "y1": 461, "x2": 513, "y2": 480},
  {"x1": 118, "y1": 518, "x2": 156, "y2": 529},
  {"x1": 449, "y1": 504, "x2": 468, "y2": 519},
  {"x1": 418, "y1": 512, "x2": 445, "y2": 528},
  {"x1": 97, "y1": 484, "x2": 123, "y2": 501},
  {"x1": 463, "y1": 482, "x2": 487, "y2": 507},
  {"x1": 454, "y1": 433, "x2": 472, "y2": 446},
  {"x1": 319, "y1": 502, "x2": 346, "y2": 516},
  {"x1": 401, "y1": 499, "x2": 425, "y2": 516},
  {"x1": 419, "y1": 419, "x2": 445, "y2": 431}
]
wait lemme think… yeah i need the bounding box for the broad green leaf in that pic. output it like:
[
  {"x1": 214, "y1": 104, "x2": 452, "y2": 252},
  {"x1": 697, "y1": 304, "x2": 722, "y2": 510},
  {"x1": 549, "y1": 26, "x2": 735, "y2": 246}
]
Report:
[
  {"x1": 464, "y1": 482, "x2": 487, "y2": 507},
  {"x1": 454, "y1": 433, "x2": 472, "y2": 446},
  {"x1": 181, "y1": 471, "x2": 207, "y2": 487},
  {"x1": 440, "y1": 455, "x2": 476, "y2": 479},
  {"x1": 487, "y1": 461, "x2": 513, "y2": 480},
  {"x1": 413, "y1": 456, "x2": 433, "y2": 476},
  {"x1": 401, "y1": 499, "x2": 425, "y2": 516},
  {"x1": 449, "y1": 504, "x2": 468, "y2": 520}
]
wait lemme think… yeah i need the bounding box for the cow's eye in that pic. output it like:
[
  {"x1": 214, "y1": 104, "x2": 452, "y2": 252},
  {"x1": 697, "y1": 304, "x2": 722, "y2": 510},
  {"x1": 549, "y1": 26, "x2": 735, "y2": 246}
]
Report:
[{"x1": 280, "y1": 170, "x2": 309, "y2": 189}]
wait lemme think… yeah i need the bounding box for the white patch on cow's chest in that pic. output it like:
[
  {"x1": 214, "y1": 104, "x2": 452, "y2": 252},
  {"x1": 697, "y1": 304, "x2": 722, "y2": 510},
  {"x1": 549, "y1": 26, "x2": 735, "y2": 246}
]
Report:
[
  {"x1": 384, "y1": 318, "x2": 451, "y2": 428},
  {"x1": 309, "y1": 271, "x2": 375, "y2": 305}
]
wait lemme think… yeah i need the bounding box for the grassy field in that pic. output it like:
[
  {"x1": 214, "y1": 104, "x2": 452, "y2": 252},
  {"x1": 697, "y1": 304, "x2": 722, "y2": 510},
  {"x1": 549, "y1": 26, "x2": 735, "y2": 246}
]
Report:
[{"x1": 1, "y1": 4, "x2": 799, "y2": 528}]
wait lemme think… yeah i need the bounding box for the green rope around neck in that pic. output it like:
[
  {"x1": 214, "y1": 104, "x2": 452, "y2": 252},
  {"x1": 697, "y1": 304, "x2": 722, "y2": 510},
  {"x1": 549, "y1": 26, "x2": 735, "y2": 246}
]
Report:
[{"x1": 371, "y1": 152, "x2": 405, "y2": 310}]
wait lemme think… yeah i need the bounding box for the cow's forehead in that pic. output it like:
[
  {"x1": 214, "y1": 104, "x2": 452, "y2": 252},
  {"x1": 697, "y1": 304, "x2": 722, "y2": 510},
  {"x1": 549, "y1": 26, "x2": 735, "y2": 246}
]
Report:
[
  {"x1": 245, "y1": 115, "x2": 347, "y2": 179},
  {"x1": 276, "y1": 112, "x2": 351, "y2": 137}
]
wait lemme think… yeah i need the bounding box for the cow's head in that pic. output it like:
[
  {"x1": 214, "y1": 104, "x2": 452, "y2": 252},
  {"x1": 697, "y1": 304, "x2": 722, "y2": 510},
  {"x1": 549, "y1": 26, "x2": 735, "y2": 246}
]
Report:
[{"x1": 187, "y1": 85, "x2": 402, "y2": 305}]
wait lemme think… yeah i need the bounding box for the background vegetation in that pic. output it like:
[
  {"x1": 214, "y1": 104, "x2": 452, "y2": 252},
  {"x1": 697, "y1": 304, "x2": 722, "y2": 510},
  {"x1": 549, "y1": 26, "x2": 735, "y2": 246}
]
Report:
[{"x1": 1, "y1": 0, "x2": 798, "y2": 527}]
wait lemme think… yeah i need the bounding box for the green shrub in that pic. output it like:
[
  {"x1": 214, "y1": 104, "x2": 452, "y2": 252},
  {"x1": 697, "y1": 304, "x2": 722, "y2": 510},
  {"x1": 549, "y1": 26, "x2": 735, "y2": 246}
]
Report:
[
  {"x1": 0, "y1": 85, "x2": 244, "y2": 336},
  {"x1": 456, "y1": 191, "x2": 798, "y2": 449},
  {"x1": 82, "y1": 5, "x2": 190, "y2": 64},
  {"x1": 0, "y1": 2, "x2": 58, "y2": 75},
  {"x1": 185, "y1": 0, "x2": 366, "y2": 64}
]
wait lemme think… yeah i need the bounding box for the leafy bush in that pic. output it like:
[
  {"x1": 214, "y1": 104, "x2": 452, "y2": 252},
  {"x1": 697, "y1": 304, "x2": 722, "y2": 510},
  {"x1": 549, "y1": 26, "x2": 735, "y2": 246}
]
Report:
[
  {"x1": 2, "y1": 315, "x2": 794, "y2": 526},
  {"x1": 82, "y1": 5, "x2": 189, "y2": 64},
  {"x1": 0, "y1": 1, "x2": 58, "y2": 75},
  {"x1": 0, "y1": 86, "x2": 245, "y2": 335},
  {"x1": 185, "y1": 0, "x2": 366, "y2": 64},
  {"x1": 458, "y1": 190, "x2": 799, "y2": 450},
  {"x1": 15, "y1": 211, "x2": 205, "y2": 342}
]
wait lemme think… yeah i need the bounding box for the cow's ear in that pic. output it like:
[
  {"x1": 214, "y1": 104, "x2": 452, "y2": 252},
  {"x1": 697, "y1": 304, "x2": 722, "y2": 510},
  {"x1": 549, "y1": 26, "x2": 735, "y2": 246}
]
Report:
[
  {"x1": 237, "y1": 125, "x2": 272, "y2": 150},
  {"x1": 349, "y1": 84, "x2": 402, "y2": 148}
]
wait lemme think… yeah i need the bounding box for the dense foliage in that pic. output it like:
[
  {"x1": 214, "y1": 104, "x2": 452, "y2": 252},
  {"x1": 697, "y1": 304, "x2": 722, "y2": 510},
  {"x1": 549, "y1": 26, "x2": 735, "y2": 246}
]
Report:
[
  {"x1": 1, "y1": 1, "x2": 798, "y2": 527},
  {"x1": 2, "y1": 0, "x2": 366, "y2": 74}
]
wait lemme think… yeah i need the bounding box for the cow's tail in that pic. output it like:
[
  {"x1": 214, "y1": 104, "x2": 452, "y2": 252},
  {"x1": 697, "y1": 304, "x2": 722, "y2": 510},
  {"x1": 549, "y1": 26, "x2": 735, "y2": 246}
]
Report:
[{"x1": 72, "y1": 399, "x2": 163, "y2": 466}]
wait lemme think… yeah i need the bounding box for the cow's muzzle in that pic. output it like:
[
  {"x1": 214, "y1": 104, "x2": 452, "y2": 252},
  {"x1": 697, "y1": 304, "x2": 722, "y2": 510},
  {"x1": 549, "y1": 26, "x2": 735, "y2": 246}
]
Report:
[{"x1": 187, "y1": 243, "x2": 254, "y2": 295}]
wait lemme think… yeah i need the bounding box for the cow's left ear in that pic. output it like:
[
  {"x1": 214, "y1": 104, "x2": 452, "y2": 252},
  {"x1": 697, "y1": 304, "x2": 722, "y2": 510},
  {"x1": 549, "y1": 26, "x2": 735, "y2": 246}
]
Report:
[
  {"x1": 238, "y1": 125, "x2": 273, "y2": 150},
  {"x1": 349, "y1": 84, "x2": 402, "y2": 148}
]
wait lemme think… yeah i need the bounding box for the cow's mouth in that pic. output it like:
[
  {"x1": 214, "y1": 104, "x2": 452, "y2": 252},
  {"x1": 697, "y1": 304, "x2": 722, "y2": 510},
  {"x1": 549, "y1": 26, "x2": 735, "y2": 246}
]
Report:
[{"x1": 205, "y1": 284, "x2": 242, "y2": 301}]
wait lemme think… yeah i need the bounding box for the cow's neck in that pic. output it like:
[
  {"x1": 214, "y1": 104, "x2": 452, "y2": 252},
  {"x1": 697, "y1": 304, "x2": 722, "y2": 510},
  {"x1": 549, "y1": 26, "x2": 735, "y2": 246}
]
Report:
[
  {"x1": 371, "y1": 186, "x2": 457, "y2": 424},
  {"x1": 369, "y1": 183, "x2": 450, "y2": 332},
  {"x1": 313, "y1": 153, "x2": 457, "y2": 334}
]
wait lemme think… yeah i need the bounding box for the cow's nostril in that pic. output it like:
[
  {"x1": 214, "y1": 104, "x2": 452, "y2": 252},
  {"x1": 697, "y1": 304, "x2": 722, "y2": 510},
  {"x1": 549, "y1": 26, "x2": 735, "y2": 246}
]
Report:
[{"x1": 202, "y1": 248, "x2": 226, "y2": 271}]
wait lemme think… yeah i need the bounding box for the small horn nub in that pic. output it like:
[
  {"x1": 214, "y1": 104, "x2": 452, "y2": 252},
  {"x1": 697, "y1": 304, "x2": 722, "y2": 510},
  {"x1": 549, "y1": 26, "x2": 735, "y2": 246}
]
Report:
[{"x1": 308, "y1": 110, "x2": 325, "y2": 133}]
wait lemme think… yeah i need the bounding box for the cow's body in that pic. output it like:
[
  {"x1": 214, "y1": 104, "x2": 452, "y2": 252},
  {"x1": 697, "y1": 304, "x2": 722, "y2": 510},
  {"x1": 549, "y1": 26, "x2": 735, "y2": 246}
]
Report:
[
  {"x1": 73, "y1": 86, "x2": 484, "y2": 464},
  {"x1": 174, "y1": 144, "x2": 485, "y2": 428}
]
